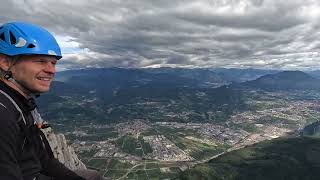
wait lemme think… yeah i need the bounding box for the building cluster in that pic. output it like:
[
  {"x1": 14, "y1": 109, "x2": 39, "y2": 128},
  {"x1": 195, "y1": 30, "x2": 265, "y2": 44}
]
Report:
[
  {"x1": 143, "y1": 135, "x2": 193, "y2": 161},
  {"x1": 93, "y1": 141, "x2": 117, "y2": 158},
  {"x1": 68, "y1": 97, "x2": 320, "y2": 171},
  {"x1": 116, "y1": 120, "x2": 151, "y2": 137},
  {"x1": 198, "y1": 124, "x2": 250, "y2": 145}
]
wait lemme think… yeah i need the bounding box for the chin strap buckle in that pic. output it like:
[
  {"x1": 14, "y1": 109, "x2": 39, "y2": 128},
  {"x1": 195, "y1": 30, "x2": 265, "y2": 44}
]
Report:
[{"x1": 4, "y1": 71, "x2": 13, "y2": 80}]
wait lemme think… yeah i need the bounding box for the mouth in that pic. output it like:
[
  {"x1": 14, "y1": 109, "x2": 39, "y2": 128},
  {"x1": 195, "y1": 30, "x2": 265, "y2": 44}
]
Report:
[{"x1": 36, "y1": 77, "x2": 52, "y2": 81}]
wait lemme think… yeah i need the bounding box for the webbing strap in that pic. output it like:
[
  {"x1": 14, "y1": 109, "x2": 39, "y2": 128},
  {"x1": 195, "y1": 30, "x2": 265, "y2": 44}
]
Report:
[
  {"x1": 0, "y1": 89, "x2": 53, "y2": 156},
  {"x1": 0, "y1": 89, "x2": 26, "y2": 125},
  {"x1": 0, "y1": 89, "x2": 29, "y2": 151}
]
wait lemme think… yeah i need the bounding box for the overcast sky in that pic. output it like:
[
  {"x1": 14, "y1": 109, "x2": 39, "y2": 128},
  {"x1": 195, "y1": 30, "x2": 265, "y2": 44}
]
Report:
[{"x1": 1, "y1": 0, "x2": 320, "y2": 70}]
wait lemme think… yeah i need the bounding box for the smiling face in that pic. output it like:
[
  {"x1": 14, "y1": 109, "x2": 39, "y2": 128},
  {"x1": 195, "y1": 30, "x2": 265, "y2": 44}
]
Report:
[{"x1": 8, "y1": 55, "x2": 57, "y2": 96}]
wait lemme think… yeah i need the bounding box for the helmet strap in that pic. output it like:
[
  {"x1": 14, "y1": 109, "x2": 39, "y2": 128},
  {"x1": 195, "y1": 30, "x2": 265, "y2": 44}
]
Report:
[
  {"x1": 4, "y1": 70, "x2": 40, "y2": 98},
  {"x1": 3, "y1": 70, "x2": 13, "y2": 80},
  {"x1": 5, "y1": 71, "x2": 30, "y2": 94},
  {"x1": 3, "y1": 56, "x2": 40, "y2": 97}
]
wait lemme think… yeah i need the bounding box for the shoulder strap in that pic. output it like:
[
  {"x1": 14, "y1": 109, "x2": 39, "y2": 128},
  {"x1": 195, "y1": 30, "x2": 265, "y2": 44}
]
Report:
[
  {"x1": 0, "y1": 89, "x2": 54, "y2": 157},
  {"x1": 0, "y1": 89, "x2": 27, "y2": 125},
  {"x1": 0, "y1": 89, "x2": 30, "y2": 151}
]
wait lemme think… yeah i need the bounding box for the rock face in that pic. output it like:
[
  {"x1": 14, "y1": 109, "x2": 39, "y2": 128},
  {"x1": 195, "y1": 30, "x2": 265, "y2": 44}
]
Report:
[{"x1": 42, "y1": 128, "x2": 87, "y2": 170}]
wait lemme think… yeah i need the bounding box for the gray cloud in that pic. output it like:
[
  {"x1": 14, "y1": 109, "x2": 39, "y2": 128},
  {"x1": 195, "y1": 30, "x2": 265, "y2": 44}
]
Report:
[{"x1": 1, "y1": 0, "x2": 320, "y2": 70}]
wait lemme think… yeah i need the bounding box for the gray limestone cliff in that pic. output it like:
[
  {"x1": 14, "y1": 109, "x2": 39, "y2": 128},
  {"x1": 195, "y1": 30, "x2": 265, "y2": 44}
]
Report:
[{"x1": 42, "y1": 128, "x2": 87, "y2": 170}]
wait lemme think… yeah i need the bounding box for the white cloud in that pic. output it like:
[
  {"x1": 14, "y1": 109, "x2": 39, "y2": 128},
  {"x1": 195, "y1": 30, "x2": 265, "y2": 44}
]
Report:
[
  {"x1": 1, "y1": 0, "x2": 320, "y2": 70},
  {"x1": 55, "y1": 35, "x2": 81, "y2": 54}
]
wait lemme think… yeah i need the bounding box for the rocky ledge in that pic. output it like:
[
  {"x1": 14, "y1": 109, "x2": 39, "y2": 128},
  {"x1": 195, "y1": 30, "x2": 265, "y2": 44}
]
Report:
[{"x1": 42, "y1": 128, "x2": 87, "y2": 170}]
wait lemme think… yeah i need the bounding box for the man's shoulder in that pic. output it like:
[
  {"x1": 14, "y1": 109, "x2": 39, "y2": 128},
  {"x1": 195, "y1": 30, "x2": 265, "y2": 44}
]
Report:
[
  {"x1": 0, "y1": 90, "x2": 21, "y2": 121},
  {"x1": 0, "y1": 90, "x2": 16, "y2": 108}
]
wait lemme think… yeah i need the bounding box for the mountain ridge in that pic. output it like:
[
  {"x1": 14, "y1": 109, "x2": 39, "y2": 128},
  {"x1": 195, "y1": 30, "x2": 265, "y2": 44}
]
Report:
[
  {"x1": 179, "y1": 136, "x2": 320, "y2": 180},
  {"x1": 240, "y1": 70, "x2": 320, "y2": 90}
]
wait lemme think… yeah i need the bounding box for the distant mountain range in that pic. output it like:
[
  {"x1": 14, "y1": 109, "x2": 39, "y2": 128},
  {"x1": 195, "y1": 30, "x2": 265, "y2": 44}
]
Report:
[
  {"x1": 213, "y1": 68, "x2": 280, "y2": 82},
  {"x1": 37, "y1": 68, "x2": 320, "y2": 124},
  {"x1": 53, "y1": 68, "x2": 320, "y2": 94},
  {"x1": 305, "y1": 70, "x2": 320, "y2": 80},
  {"x1": 55, "y1": 67, "x2": 281, "y2": 87},
  {"x1": 55, "y1": 67, "x2": 225, "y2": 88},
  {"x1": 240, "y1": 71, "x2": 320, "y2": 90}
]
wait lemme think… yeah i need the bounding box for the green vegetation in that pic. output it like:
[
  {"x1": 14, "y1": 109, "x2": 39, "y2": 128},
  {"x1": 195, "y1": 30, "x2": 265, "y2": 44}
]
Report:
[
  {"x1": 235, "y1": 123, "x2": 258, "y2": 133},
  {"x1": 126, "y1": 167, "x2": 181, "y2": 180},
  {"x1": 126, "y1": 170, "x2": 149, "y2": 179},
  {"x1": 115, "y1": 135, "x2": 153, "y2": 156},
  {"x1": 86, "y1": 159, "x2": 109, "y2": 170},
  {"x1": 190, "y1": 144, "x2": 227, "y2": 160},
  {"x1": 95, "y1": 160, "x2": 185, "y2": 180},
  {"x1": 116, "y1": 135, "x2": 143, "y2": 156},
  {"x1": 41, "y1": 76, "x2": 247, "y2": 124},
  {"x1": 66, "y1": 133, "x2": 117, "y2": 142},
  {"x1": 257, "y1": 115, "x2": 290, "y2": 124},
  {"x1": 107, "y1": 159, "x2": 133, "y2": 170},
  {"x1": 78, "y1": 150, "x2": 98, "y2": 159},
  {"x1": 104, "y1": 169, "x2": 128, "y2": 179},
  {"x1": 145, "y1": 169, "x2": 162, "y2": 179},
  {"x1": 180, "y1": 137, "x2": 320, "y2": 180},
  {"x1": 138, "y1": 136, "x2": 153, "y2": 154},
  {"x1": 102, "y1": 159, "x2": 134, "y2": 179},
  {"x1": 146, "y1": 162, "x2": 159, "y2": 169},
  {"x1": 85, "y1": 127, "x2": 115, "y2": 134},
  {"x1": 251, "y1": 100, "x2": 286, "y2": 110}
]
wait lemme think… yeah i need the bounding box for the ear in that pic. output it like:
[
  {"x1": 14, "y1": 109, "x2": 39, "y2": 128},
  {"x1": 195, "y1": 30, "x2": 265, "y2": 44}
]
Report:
[{"x1": 0, "y1": 55, "x2": 10, "y2": 71}]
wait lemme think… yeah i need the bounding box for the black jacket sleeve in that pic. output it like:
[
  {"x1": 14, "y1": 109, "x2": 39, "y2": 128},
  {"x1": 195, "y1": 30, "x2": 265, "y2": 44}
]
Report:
[
  {"x1": 41, "y1": 158, "x2": 85, "y2": 180},
  {"x1": 0, "y1": 106, "x2": 23, "y2": 180}
]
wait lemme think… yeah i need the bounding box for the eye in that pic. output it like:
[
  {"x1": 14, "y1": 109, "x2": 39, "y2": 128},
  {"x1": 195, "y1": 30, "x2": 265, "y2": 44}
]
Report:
[
  {"x1": 32, "y1": 58, "x2": 57, "y2": 66},
  {"x1": 33, "y1": 59, "x2": 47, "y2": 63}
]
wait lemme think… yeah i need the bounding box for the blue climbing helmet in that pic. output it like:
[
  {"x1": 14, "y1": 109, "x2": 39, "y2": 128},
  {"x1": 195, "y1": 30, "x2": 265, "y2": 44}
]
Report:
[{"x1": 0, "y1": 22, "x2": 62, "y2": 59}]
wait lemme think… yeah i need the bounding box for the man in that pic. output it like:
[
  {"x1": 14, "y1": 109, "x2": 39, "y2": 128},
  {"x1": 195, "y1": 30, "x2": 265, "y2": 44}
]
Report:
[{"x1": 0, "y1": 22, "x2": 103, "y2": 180}]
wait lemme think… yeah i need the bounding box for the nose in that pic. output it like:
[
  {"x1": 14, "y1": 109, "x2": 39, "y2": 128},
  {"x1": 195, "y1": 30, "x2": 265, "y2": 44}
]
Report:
[{"x1": 44, "y1": 61, "x2": 56, "y2": 74}]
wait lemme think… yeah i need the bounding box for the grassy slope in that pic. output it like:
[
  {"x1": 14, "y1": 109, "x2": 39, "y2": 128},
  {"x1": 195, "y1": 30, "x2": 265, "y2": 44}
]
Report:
[{"x1": 179, "y1": 137, "x2": 320, "y2": 180}]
